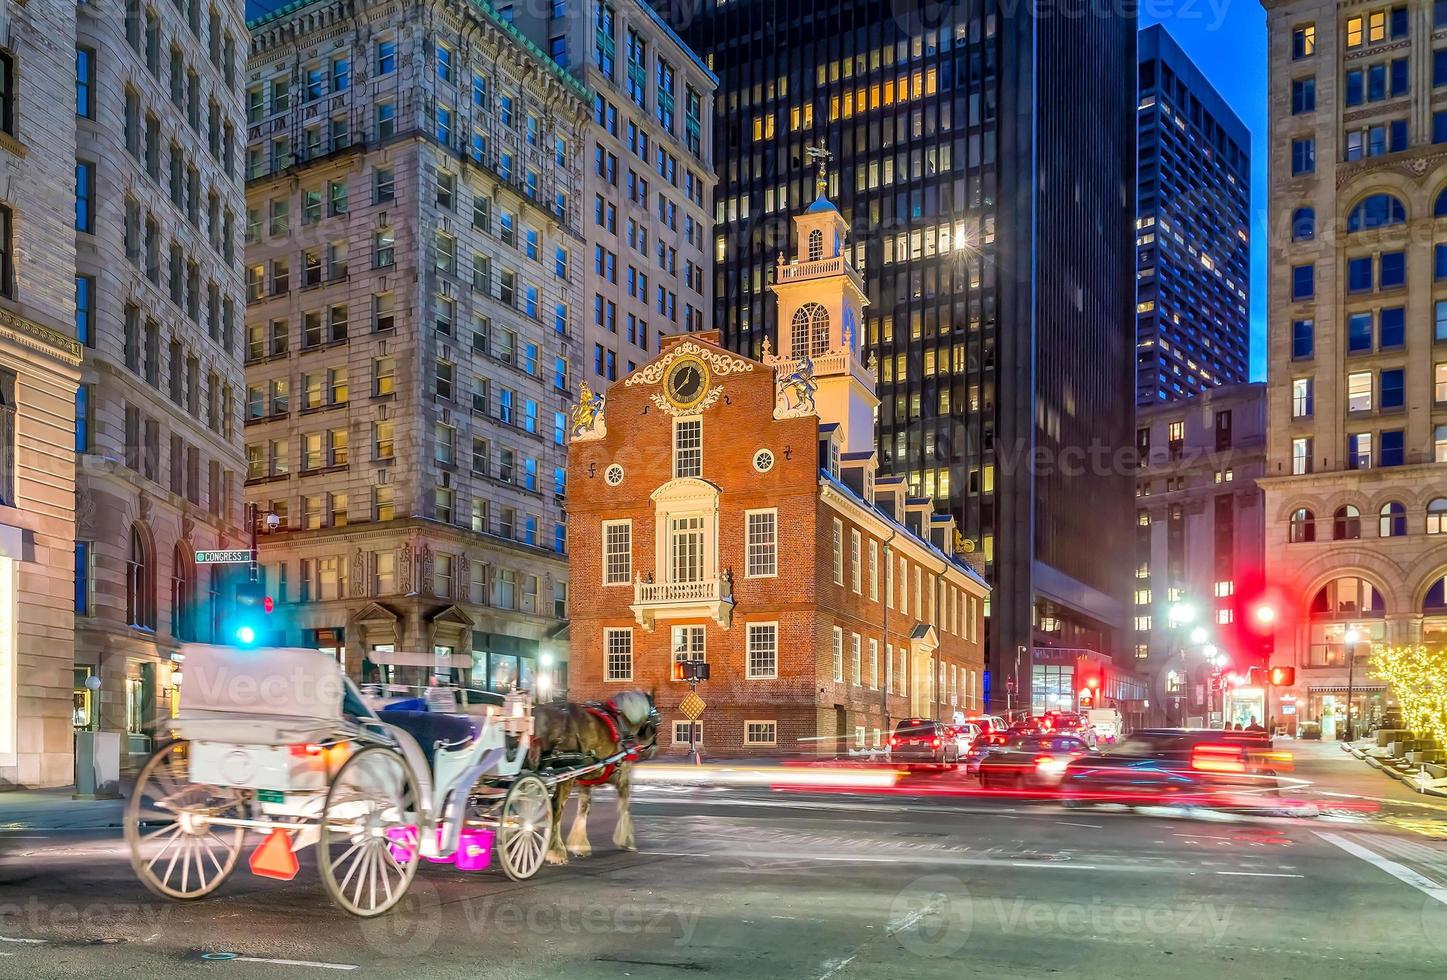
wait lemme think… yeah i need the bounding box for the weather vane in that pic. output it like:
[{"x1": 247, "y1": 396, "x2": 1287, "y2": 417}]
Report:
[{"x1": 804, "y1": 143, "x2": 832, "y2": 198}]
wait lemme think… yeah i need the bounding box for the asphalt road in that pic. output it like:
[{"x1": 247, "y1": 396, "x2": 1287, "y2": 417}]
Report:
[{"x1": 2, "y1": 744, "x2": 1447, "y2": 979}]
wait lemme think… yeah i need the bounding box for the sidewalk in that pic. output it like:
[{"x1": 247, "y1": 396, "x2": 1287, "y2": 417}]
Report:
[
  {"x1": 1289, "y1": 735, "x2": 1447, "y2": 802},
  {"x1": 0, "y1": 787, "x2": 126, "y2": 832}
]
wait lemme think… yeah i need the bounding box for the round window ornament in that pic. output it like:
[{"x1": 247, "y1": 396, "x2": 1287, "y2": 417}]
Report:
[
  {"x1": 752, "y1": 449, "x2": 775, "y2": 473},
  {"x1": 604, "y1": 463, "x2": 625, "y2": 486}
]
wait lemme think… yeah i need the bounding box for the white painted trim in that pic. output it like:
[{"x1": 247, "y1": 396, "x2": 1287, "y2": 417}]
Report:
[
  {"x1": 745, "y1": 620, "x2": 779, "y2": 679},
  {"x1": 601, "y1": 518, "x2": 632, "y2": 586},
  {"x1": 602, "y1": 626, "x2": 633, "y2": 682},
  {"x1": 743, "y1": 507, "x2": 778, "y2": 578},
  {"x1": 743, "y1": 719, "x2": 778, "y2": 746}
]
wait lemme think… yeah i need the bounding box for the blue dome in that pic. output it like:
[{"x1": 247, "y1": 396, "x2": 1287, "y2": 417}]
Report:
[{"x1": 805, "y1": 193, "x2": 839, "y2": 214}]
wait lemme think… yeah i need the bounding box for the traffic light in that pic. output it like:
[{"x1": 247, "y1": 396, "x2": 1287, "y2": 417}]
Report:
[
  {"x1": 233, "y1": 580, "x2": 272, "y2": 647},
  {"x1": 1268, "y1": 666, "x2": 1295, "y2": 686},
  {"x1": 672, "y1": 660, "x2": 709, "y2": 682}
]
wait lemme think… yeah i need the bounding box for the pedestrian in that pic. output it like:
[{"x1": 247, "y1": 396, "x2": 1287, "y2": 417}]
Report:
[{"x1": 1245, "y1": 716, "x2": 1265, "y2": 733}]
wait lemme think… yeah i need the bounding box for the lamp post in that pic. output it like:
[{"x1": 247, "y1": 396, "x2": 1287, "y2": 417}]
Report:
[{"x1": 1343, "y1": 627, "x2": 1360, "y2": 742}]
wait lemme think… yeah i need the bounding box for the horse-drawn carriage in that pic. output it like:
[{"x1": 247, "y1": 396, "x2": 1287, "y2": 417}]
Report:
[{"x1": 124, "y1": 644, "x2": 653, "y2": 917}]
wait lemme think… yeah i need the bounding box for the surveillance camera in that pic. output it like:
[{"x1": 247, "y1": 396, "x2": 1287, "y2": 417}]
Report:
[{"x1": 264, "y1": 513, "x2": 281, "y2": 529}]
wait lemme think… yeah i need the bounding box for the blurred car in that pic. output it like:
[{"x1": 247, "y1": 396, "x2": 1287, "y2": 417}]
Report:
[
  {"x1": 1061, "y1": 729, "x2": 1291, "y2": 807},
  {"x1": 965, "y1": 714, "x2": 1008, "y2": 736},
  {"x1": 1042, "y1": 711, "x2": 1098, "y2": 748},
  {"x1": 977, "y1": 734, "x2": 1093, "y2": 789},
  {"x1": 888, "y1": 718, "x2": 960, "y2": 767},
  {"x1": 948, "y1": 722, "x2": 981, "y2": 758}
]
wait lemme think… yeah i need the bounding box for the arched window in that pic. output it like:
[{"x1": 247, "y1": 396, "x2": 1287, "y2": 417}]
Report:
[
  {"x1": 1333, "y1": 505, "x2": 1361, "y2": 540},
  {"x1": 1424, "y1": 575, "x2": 1447, "y2": 614},
  {"x1": 1436, "y1": 187, "x2": 1447, "y2": 218},
  {"x1": 1379, "y1": 501, "x2": 1407, "y2": 538},
  {"x1": 807, "y1": 228, "x2": 823, "y2": 262},
  {"x1": 127, "y1": 525, "x2": 155, "y2": 630},
  {"x1": 1291, "y1": 207, "x2": 1315, "y2": 241},
  {"x1": 1310, "y1": 577, "x2": 1385, "y2": 619},
  {"x1": 1428, "y1": 498, "x2": 1447, "y2": 535},
  {"x1": 790, "y1": 302, "x2": 830, "y2": 357},
  {"x1": 170, "y1": 544, "x2": 194, "y2": 641},
  {"x1": 1289, "y1": 507, "x2": 1316, "y2": 543},
  {"x1": 1347, "y1": 193, "x2": 1407, "y2": 231}
]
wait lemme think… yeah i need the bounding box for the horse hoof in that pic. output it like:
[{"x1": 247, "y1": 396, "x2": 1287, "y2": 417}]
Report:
[
  {"x1": 545, "y1": 850, "x2": 569, "y2": 866},
  {"x1": 567, "y1": 845, "x2": 592, "y2": 858}
]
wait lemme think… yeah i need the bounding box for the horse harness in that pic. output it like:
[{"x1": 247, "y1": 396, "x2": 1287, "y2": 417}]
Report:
[{"x1": 575, "y1": 698, "x2": 659, "y2": 786}]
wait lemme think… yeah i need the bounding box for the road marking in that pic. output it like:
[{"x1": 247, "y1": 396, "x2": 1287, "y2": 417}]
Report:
[
  {"x1": 1011, "y1": 862, "x2": 1100, "y2": 870},
  {"x1": 1316, "y1": 831, "x2": 1447, "y2": 906},
  {"x1": 1215, "y1": 871, "x2": 1304, "y2": 878},
  {"x1": 1056, "y1": 821, "x2": 1102, "y2": 829},
  {"x1": 646, "y1": 849, "x2": 1171, "y2": 874},
  {"x1": 0, "y1": 937, "x2": 47, "y2": 945},
  {"x1": 815, "y1": 953, "x2": 857, "y2": 980},
  {"x1": 233, "y1": 957, "x2": 358, "y2": 971}
]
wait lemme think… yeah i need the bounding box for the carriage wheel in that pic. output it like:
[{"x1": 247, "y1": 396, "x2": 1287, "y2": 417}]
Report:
[
  {"x1": 318, "y1": 745, "x2": 421, "y2": 917},
  {"x1": 496, "y1": 774, "x2": 551, "y2": 881},
  {"x1": 125, "y1": 740, "x2": 245, "y2": 900}
]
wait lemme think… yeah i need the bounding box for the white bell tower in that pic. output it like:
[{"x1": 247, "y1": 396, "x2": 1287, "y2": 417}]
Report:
[{"x1": 766, "y1": 146, "x2": 878, "y2": 456}]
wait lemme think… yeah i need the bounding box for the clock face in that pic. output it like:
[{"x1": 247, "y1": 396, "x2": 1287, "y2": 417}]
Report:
[{"x1": 665, "y1": 357, "x2": 709, "y2": 410}]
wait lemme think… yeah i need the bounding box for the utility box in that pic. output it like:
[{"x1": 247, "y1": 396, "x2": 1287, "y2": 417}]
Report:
[{"x1": 73, "y1": 731, "x2": 122, "y2": 799}]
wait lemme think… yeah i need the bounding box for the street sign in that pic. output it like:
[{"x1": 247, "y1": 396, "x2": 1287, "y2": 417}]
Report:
[
  {"x1": 195, "y1": 549, "x2": 254, "y2": 564},
  {"x1": 679, "y1": 692, "x2": 706, "y2": 720}
]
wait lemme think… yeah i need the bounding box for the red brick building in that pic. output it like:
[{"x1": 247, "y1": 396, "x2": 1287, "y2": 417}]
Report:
[{"x1": 567, "y1": 185, "x2": 989, "y2": 756}]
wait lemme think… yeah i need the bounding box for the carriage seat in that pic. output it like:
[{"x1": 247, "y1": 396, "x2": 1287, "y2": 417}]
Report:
[{"x1": 377, "y1": 710, "x2": 477, "y2": 767}]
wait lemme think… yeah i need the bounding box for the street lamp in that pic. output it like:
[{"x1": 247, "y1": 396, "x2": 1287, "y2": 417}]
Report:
[
  {"x1": 1190, "y1": 626, "x2": 1210, "y2": 646},
  {"x1": 1170, "y1": 602, "x2": 1198, "y2": 626},
  {"x1": 1343, "y1": 627, "x2": 1361, "y2": 742}
]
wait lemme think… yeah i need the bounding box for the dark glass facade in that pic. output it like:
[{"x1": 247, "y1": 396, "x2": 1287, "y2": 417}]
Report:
[
  {"x1": 1136, "y1": 24, "x2": 1250, "y2": 406},
  {"x1": 660, "y1": 1, "x2": 1137, "y2": 709}
]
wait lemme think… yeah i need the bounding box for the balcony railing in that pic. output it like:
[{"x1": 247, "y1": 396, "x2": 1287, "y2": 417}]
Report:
[{"x1": 630, "y1": 575, "x2": 734, "y2": 630}]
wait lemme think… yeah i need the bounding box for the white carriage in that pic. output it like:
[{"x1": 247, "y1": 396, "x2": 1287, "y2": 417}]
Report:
[{"x1": 124, "y1": 645, "x2": 552, "y2": 916}]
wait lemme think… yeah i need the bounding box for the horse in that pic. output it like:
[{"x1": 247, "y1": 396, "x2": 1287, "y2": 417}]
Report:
[{"x1": 527, "y1": 690, "x2": 659, "y2": 864}]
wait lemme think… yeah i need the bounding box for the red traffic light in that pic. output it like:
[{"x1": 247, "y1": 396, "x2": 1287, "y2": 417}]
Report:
[
  {"x1": 1086, "y1": 676, "x2": 1100, "y2": 690},
  {"x1": 262, "y1": 596, "x2": 274, "y2": 614},
  {"x1": 1268, "y1": 666, "x2": 1294, "y2": 686},
  {"x1": 672, "y1": 661, "x2": 686, "y2": 682}
]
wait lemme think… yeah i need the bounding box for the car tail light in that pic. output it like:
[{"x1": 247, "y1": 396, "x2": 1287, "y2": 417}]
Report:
[
  {"x1": 931, "y1": 738, "x2": 941, "y2": 748},
  {"x1": 289, "y1": 742, "x2": 324, "y2": 757},
  {"x1": 1034, "y1": 755, "x2": 1067, "y2": 774},
  {"x1": 889, "y1": 737, "x2": 899, "y2": 748},
  {"x1": 1191, "y1": 743, "x2": 1246, "y2": 773}
]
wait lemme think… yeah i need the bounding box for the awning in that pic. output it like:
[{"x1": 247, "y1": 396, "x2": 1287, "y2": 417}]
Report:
[
  {"x1": 1307, "y1": 684, "x2": 1388, "y2": 694},
  {"x1": 365, "y1": 650, "x2": 447, "y2": 668}
]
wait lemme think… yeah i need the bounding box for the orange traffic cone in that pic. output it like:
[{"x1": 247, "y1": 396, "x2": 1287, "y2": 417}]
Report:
[{"x1": 249, "y1": 828, "x2": 300, "y2": 881}]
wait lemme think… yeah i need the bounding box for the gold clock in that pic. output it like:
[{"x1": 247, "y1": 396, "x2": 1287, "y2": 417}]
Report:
[{"x1": 664, "y1": 356, "x2": 710, "y2": 411}]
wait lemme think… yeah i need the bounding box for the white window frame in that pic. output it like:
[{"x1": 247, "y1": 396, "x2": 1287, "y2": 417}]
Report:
[
  {"x1": 832, "y1": 626, "x2": 843, "y2": 682},
  {"x1": 602, "y1": 519, "x2": 632, "y2": 585},
  {"x1": 672, "y1": 415, "x2": 702, "y2": 478},
  {"x1": 744, "y1": 508, "x2": 777, "y2": 578},
  {"x1": 868, "y1": 638, "x2": 879, "y2": 689},
  {"x1": 604, "y1": 627, "x2": 633, "y2": 681},
  {"x1": 746, "y1": 621, "x2": 778, "y2": 679},
  {"x1": 670, "y1": 624, "x2": 705, "y2": 678},
  {"x1": 850, "y1": 528, "x2": 862, "y2": 593},
  {"x1": 850, "y1": 632, "x2": 861, "y2": 684},
  {"x1": 672, "y1": 719, "x2": 701, "y2": 746},
  {"x1": 832, "y1": 518, "x2": 844, "y2": 585},
  {"x1": 868, "y1": 540, "x2": 879, "y2": 601},
  {"x1": 743, "y1": 720, "x2": 777, "y2": 746}
]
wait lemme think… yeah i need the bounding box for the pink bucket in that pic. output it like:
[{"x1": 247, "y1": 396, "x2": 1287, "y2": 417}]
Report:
[{"x1": 385, "y1": 825, "x2": 493, "y2": 870}]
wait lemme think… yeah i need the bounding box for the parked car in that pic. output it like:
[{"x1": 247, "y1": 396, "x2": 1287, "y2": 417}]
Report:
[
  {"x1": 948, "y1": 722, "x2": 982, "y2": 758},
  {"x1": 888, "y1": 718, "x2": 960, "y2": 767},
  {"x1": 965, "y1": 715, "x2": 1009, "y2": 736},
  {"x1": 1061, "y1": 729, "x2": 1290, "y2": 807},
  {"x1": 978, "y1": 734, "x2": 1093, "y2": 789},
  {"x1": 1042, "y1": 712, "x2": 1098, "y2": 748}
]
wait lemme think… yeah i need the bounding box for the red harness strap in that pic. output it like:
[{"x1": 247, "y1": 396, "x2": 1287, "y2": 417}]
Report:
[{"x1": 578, "y1": 705, "x2": 621, "y2": 785}]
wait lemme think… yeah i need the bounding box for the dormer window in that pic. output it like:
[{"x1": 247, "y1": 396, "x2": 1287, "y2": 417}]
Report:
[
  {"x1": 673, "y1": 417, "x2": 702, "y2": 478},
  {"x1": 807, "y1": 228, "x2": 823, "y2": 261}
]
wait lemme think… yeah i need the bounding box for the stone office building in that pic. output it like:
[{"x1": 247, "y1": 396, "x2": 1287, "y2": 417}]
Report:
[{"x1": 242, "y1": 0, "x2": 585, "y2": 690}]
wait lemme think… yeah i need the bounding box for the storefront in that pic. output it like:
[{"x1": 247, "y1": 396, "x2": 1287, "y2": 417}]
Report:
[
  {"x1": 1308, "y1": 685, "x2": 1387, "y2": 741},
  {"x1": 472, "y1": 631, "x2": 540, "y2": 695},
  {"x1": 1223, "y1": 685, "x2": 1267, "y2": 730}
]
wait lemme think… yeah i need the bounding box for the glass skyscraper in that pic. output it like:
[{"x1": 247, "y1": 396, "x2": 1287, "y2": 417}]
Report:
[
  {"x1": 663, "y1": 1, "x2": 1139, "y2": 709},
  {"x1": 1136, "y1": 24, "x2": 1251, "y2": 406}
]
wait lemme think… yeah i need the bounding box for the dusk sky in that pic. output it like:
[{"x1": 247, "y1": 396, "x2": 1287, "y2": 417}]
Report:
[{"x1": 1141, "y1": 3, "x2": 1270, "y2": 380}]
